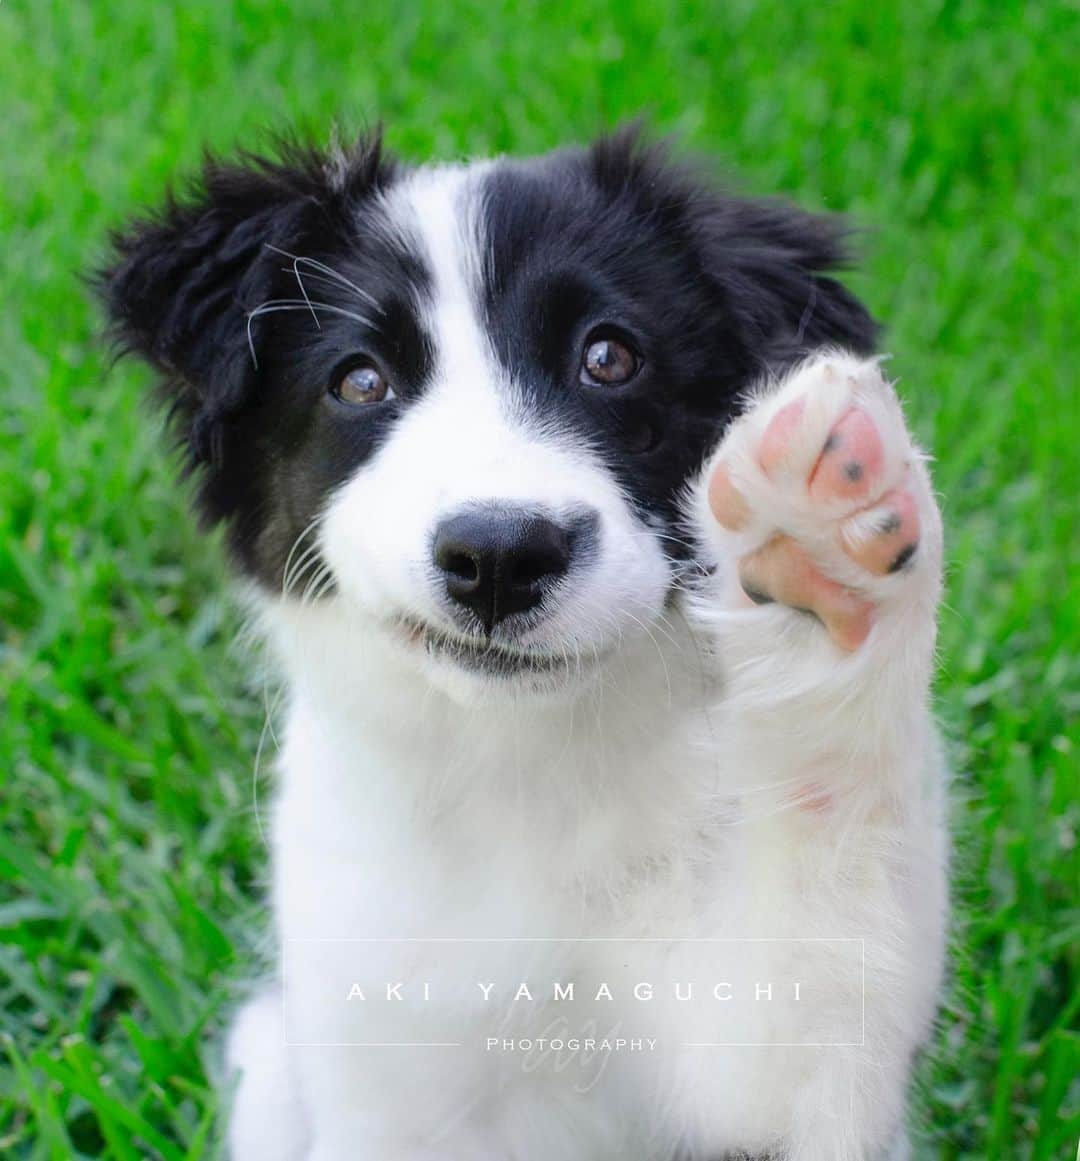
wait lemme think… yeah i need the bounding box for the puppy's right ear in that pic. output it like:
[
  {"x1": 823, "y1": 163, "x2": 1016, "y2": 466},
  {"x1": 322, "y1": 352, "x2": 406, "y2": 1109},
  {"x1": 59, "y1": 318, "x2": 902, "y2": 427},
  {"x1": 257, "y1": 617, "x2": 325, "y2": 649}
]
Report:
[{"x1": 97, "y1": 132, "x2": 396, "y2": 465}]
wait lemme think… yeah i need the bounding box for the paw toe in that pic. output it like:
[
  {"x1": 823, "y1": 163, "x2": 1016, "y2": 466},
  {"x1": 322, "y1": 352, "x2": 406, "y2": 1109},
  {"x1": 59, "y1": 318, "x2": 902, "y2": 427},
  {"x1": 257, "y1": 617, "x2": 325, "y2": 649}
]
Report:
[
  {"x1": 841, "y1": 486, "x2": 921, "y2": 576},
  {"x1": 758, "y1": 398, "x2": 808, "y2": 477},
  {"x1": 808, "y1": 407, "x2": 884, "y2": 503},
  {"x1": 708, "y1": 462, "x2": 751, "y2": 531}
]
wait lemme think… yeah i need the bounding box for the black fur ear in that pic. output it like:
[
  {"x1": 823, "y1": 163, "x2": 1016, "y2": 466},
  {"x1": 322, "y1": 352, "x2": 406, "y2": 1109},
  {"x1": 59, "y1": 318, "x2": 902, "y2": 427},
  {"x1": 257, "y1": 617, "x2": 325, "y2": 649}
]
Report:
[
  {"x1": 694, "y1": 194, "x2": 879, "y2": 365},
  {"x1": 97, "y1": 130, "x2": 396, "y2": 466},
  {"x1": 590, "y1": 125, "x2": 879, "y2": 367}
]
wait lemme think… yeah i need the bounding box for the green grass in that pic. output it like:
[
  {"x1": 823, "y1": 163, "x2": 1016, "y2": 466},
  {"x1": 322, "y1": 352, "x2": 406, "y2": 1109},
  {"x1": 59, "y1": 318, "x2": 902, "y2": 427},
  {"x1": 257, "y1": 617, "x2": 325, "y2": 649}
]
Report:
[{"x1": 1, "y1": 0, "x2": 1077, "y2": 1156}]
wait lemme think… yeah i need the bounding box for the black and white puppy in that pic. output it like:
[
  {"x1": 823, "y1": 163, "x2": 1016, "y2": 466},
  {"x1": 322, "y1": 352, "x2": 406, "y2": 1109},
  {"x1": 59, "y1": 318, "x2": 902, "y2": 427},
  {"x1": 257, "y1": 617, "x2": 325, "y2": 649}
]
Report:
[{"x1": 100, "y1": 127, "x2": 947, "y2": 1161}]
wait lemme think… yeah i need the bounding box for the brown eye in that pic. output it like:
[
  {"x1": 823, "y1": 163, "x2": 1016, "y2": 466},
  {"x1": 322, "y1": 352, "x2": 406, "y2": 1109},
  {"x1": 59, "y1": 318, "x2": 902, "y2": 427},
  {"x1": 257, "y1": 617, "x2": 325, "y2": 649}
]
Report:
[
  {"x1": 332, "y1": 362, "x2": 393, "y2": 405},
  {"x1": 580, "y1": 334, "x2": 640, "y2": 386}
]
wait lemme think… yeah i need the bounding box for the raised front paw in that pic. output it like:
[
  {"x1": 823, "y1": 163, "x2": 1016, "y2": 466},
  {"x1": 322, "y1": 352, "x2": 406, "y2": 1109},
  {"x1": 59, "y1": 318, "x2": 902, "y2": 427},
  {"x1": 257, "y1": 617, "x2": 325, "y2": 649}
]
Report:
[{"x1": 701, "y1": 352, "x2": 942, "y2": 652}]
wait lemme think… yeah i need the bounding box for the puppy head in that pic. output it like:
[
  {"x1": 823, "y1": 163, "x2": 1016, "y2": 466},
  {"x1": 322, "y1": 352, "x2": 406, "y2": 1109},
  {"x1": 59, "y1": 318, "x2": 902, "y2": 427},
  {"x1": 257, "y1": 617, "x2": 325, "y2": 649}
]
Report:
[{"x1": 99, "y1": 126, "x2": 876, "y2": 696}]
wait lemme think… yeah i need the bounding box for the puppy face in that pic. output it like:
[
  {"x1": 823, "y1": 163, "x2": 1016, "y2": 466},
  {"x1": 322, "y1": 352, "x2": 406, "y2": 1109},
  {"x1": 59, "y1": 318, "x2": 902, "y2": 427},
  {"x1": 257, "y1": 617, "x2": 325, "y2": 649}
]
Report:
[{"x1": 100, "y1": 129, "x2": 875, "y2": 692}]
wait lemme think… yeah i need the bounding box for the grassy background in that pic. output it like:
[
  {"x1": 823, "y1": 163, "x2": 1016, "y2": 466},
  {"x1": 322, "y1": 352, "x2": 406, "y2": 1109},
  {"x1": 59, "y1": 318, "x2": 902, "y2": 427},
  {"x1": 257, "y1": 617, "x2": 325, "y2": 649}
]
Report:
[{"x1": 1, "y1": 0, "x2": 1077, "y2": 1156}]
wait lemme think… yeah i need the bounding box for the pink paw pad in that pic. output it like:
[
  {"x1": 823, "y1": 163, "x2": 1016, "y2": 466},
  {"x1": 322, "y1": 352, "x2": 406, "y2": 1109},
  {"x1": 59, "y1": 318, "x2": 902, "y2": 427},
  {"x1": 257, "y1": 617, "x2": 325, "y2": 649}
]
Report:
[
  {"x1": 707, "y1": 462, "x2": 751, "y2": 531},
  {"x1": 738, "y1": 536, "x2": 874, "y2": 652},
  {"x1": 808, "y1": 408, "x2": 883, "y2": 502},
  {"x1": 758, "y1": 398, "x2": 807, "y2": 476}
]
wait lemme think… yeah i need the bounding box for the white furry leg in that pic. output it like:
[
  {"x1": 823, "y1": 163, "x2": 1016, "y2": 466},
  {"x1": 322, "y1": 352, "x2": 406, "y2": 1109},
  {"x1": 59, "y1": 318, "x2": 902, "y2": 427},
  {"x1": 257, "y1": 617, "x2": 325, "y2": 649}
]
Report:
[
  {"x1": 884, "y1": 1132, "x2": 912, "y2": 1161},
  {"x1": 685, "y1": 351, "x2": 947, "y2": 1160},
  {"x1": 226, "y1": 984, "x2": 309, "y2": 1161}
]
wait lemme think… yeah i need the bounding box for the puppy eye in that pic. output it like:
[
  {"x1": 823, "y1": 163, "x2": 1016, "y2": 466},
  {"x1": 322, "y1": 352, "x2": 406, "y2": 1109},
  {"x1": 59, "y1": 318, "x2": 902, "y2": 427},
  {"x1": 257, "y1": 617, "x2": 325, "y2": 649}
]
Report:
[
  {"x1": 580, "y1": 333, "x2": 641, "y2": 387},
  {"x1": 332, "y1": 362, "x2": 394, "y2": 405}
]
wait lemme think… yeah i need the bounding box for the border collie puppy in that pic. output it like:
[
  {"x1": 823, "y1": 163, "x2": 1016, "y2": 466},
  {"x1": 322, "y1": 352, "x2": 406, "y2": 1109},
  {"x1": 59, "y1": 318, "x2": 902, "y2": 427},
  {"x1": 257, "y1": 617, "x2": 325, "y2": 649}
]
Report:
[{"x1": 99, "y1": 127, "x2": 947, "y2": 1161}]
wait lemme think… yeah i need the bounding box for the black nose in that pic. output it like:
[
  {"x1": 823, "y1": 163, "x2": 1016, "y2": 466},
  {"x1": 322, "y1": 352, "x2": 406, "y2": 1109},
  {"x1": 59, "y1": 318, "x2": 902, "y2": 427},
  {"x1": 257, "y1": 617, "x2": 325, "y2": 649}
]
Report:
[{"x1": 433, "y1": 509, "x2": 575, "y2": 632}]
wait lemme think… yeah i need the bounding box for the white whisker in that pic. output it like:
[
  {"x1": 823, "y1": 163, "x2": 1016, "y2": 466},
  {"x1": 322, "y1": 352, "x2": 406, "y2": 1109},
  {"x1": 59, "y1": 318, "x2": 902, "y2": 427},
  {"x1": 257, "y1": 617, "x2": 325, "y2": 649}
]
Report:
[
  {"x1": 245, "y1": 300, "x2": 375, "y2": 369},
  {"x1": 263, "y1": 244, "x2": 382, "y2": 310}
]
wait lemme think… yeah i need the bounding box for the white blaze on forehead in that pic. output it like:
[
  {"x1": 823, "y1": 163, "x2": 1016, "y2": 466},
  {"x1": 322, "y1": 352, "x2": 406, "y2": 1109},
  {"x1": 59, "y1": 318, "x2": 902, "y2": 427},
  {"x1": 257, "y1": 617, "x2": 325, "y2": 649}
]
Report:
[
  {"x1": 381, "y1": 163, "x2": 499, "y2": 406},
  {"x1": 374, "y1": 162, "x2": 599, "y2": 507}
]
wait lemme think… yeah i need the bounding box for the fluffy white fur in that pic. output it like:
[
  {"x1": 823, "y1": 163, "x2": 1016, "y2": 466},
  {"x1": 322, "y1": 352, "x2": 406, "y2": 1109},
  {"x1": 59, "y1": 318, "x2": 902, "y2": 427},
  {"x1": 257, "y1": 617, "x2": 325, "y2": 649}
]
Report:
[{"x1": 225, "y1": 166, "x2": 947, "y2": 1161}]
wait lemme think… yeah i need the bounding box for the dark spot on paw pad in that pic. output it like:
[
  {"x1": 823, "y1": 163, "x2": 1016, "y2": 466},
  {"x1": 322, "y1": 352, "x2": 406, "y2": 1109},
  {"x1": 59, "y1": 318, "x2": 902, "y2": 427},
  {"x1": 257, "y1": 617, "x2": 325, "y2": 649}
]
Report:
[
  {"x1": 741, "y1": 583, "x2": 775, "y2": 606},
  {"x1": 878, "y1": 511, "x2": 902, "y2": 535},
  {"x1": 888, "y1": 543, "x2": 918, "y2": 573},
  {"x1": 843, "y1": 460, "x2": 864, "y2": 482}
]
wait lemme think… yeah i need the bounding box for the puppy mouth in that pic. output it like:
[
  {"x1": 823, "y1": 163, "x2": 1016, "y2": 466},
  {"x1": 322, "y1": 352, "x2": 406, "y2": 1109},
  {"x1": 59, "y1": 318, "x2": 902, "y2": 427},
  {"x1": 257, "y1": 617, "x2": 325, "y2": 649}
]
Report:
[{"x1": 391, "y1": 616, "x2": 580, "y2": 678}]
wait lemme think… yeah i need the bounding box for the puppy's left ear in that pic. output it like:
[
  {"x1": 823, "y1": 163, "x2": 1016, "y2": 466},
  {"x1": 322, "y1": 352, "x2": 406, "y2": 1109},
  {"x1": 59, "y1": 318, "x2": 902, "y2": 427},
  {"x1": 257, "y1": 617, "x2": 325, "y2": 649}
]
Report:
[
  {"x1": 590, "y1": 126, "x2": 879, "y2": 363},
  {"x1": 695, "y1": 193, "x2": 880, "y2": 362}
]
